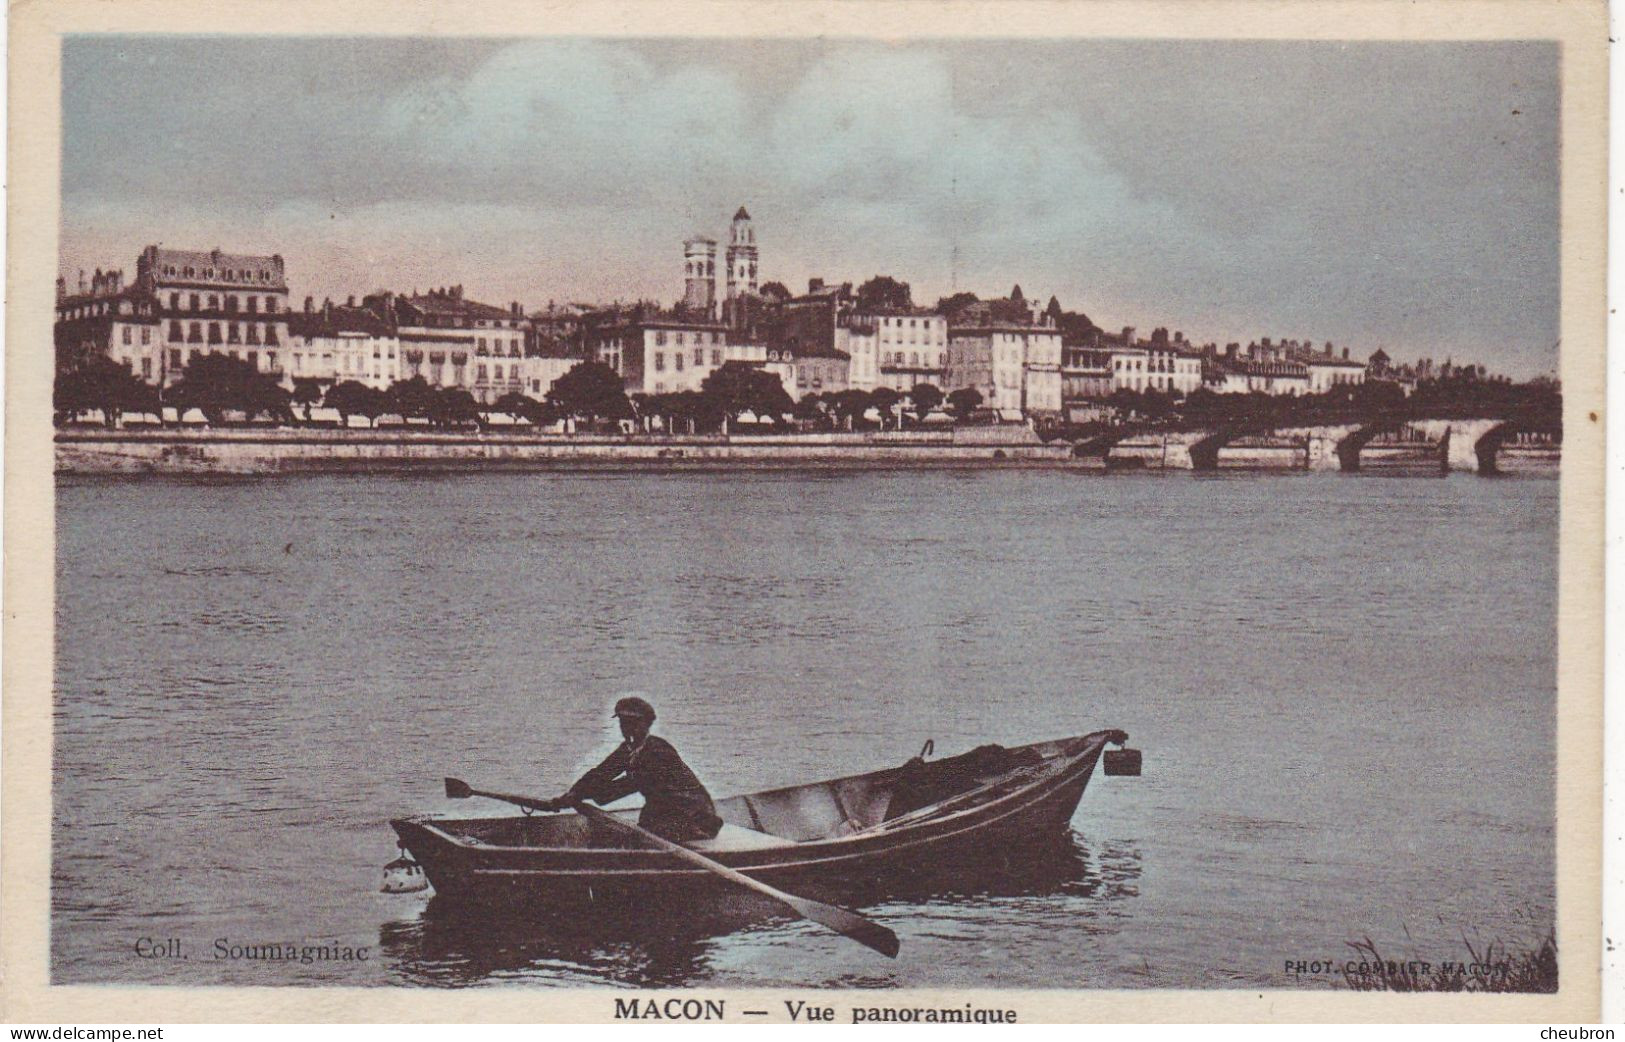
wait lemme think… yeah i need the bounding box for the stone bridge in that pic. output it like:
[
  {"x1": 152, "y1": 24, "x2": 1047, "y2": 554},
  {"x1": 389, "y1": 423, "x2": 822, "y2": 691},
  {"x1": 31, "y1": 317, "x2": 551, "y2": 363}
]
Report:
[{"x1": 1090, "y1": 418, "x2": 1518, "y2": 474}]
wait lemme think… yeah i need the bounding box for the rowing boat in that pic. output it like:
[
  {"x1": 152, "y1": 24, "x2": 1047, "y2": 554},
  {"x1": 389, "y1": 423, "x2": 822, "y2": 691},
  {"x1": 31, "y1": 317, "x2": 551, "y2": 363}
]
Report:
[{"x1": 390, "y1": 729, "x2": 1135, "y2": 909}]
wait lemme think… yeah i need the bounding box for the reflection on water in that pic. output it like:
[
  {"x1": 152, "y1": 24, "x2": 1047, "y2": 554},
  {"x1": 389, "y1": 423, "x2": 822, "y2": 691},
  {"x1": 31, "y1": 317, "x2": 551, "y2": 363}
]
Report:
[{"x1": 378, "y1": 831, "x2": 1137, "y2": 987}]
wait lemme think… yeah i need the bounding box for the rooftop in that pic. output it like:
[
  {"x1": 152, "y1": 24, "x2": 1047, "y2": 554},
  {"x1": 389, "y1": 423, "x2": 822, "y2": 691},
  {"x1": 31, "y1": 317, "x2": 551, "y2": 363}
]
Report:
[
  {"x1": 287, "y1": 304, "x2": 393, "y2": 339},
  {"x1": 142, "y1": 246, "x2": 286, "y2": 288}
]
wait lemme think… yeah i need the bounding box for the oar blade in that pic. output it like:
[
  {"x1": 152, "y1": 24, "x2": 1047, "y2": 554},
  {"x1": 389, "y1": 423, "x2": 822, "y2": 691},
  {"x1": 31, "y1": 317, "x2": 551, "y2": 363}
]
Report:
[
  {"x1": 444, "y1": 777, "x2": 473, "y2": 799},
  {"x1": 782, "y1": 894, "x2": 900, "y2": 958}
]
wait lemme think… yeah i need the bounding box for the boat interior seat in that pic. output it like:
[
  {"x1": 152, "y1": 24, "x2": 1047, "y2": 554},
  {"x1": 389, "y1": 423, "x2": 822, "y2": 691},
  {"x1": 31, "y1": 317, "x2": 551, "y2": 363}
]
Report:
[
  {"x1": 733, "y1": 778, "x2": 893, "y2": 842},
  {"x1": 688, "y1": 823, "x2": 787, "y2": 853},
  {"x1": 739, "y1": 786, "x2": 847, "y2": 842}
]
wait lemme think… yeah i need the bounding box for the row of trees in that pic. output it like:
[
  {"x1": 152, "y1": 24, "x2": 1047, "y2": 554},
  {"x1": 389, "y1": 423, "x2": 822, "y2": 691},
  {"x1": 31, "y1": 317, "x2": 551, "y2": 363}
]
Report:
[
  {"x1": 56, "y1": 353, "x2": 296, "y2": 427},
  {"x1": 56, "y1": 351, "x2": 998, "y2": 435},
  {"x1": 59, "y1": 350, "x2": 1562, "y2": 440},
  {"x1": 789, "y1": 384, "x2": 984, "y2": 431}
]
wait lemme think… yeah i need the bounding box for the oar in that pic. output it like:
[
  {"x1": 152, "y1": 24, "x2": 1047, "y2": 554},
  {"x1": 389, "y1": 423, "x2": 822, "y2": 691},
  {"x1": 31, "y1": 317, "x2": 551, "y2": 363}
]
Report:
[
  {"x1": 442, "y1": 777, "x2": 555, "y2": 814},
  {"x1": 444, "y1": 777, "x2": 899, "y2": 959}
]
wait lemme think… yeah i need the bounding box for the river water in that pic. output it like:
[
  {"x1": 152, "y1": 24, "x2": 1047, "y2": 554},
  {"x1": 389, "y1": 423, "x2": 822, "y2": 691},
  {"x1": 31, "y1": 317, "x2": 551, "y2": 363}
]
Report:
[{"x1": 52, "y1": 470, "x2": 1557, "y2": 989}]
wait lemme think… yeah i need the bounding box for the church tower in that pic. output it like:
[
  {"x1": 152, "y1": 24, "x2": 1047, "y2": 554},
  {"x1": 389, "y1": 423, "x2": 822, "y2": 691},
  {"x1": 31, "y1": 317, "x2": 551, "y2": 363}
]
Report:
[
  {"x1": 683, "y1": 236, "x2": 717, "y2": 315},
  {"x1": 725, "y1": 206, "x2": 758, "y2": 302}
]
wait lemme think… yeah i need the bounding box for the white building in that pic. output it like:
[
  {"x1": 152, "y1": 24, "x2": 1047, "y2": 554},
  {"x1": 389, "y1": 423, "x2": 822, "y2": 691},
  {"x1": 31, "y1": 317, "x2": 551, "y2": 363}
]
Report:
[
  {"x1": 55, "y1": 246, "x2": 294, "y2": 387},
  {"x1": 838, "y1": 321, "x2": 880, "y2": 391},
  {"x1": 1141, "y1": 332, "x2": 1205, "y2": 395},
  {"x1": 871, "y1": 310, "x2": 948, "y2": 392},
  {"x1": 946, "y1": 323, "x2": 1064, "y2": 418},
  {"x1": 287, "y1": 299, "x2": 399, "y2": 390},
  {"x1": 367, "y1": 287, "x2": 530, "y2": 401},
  {"x1": 54, "y1": 267, "x2": 163, "y2": 382},
  {"x1": 520, "y1": 353, "x2": 581, "y2": 400},
  {"x1": 726, "y1": 342, "x2": 797, "y2": 401},
  {"x1": 1109, "y1": 346, "x2": 1150, "y2": 392},
  {"x1": 1210, "y1": 358, "x2": 1312, "y2": 395},
  {"x1": 586, "y1": 316, "x2": 730, "y2": 395},
  {"x1": 1303, "y1": 353, "x2": 1369, "y2": 393},
  {"x1": 791, "y1": 345, "x2": 851, "y2": 398}
]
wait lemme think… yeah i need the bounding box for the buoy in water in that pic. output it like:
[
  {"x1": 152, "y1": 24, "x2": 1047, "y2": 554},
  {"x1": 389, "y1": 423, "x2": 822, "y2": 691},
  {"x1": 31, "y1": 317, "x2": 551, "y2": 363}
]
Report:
[{"x1": 380, "y1": 852, "x2": 429, "y2": 894}]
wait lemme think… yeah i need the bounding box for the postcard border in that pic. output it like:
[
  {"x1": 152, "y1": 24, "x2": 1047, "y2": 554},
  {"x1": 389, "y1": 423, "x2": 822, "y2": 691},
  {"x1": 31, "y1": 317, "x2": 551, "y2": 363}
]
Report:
[{"x1": 3, "y1": 0, "x2": 1606, "y2": 1023}]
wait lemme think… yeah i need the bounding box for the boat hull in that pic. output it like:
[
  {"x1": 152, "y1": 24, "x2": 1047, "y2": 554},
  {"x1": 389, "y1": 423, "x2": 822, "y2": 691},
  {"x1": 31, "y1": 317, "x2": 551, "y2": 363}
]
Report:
[{"x1": 391, "y1": 731, "x2": 1121, "y2": 911}]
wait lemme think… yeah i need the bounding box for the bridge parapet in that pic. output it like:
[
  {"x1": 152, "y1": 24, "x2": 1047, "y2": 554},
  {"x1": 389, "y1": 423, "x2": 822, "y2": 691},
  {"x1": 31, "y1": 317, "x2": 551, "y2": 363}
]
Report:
[{"x1": 1089, "y1": 416, "x2": 1517, "y2": 473}]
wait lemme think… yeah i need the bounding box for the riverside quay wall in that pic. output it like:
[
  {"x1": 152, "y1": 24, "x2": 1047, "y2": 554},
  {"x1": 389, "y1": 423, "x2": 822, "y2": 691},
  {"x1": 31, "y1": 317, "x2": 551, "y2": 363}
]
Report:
[{"x1": 55, "y1": 426, "x2": 1085, "y2": 475}]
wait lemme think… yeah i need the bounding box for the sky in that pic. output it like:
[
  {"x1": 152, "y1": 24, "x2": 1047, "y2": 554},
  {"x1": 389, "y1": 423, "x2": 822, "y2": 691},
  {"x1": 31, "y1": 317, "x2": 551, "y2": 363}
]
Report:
[{"x1": 61, "y1": 37, "x2": 1559, "y2": 378}]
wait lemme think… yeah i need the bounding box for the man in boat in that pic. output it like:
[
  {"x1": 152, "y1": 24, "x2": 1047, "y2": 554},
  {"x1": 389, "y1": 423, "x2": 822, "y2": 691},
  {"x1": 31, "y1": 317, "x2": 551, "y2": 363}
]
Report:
[{"x1": 540, "y1": 696, "x2": 724, "y2": 843}]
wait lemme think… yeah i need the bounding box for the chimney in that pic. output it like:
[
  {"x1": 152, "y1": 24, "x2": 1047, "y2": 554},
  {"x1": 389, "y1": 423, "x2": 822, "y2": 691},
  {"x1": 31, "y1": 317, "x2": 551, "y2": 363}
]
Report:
[
  {"x1": 809, "y1": 278, "x2": 824, "y2": 292},
  {"x1": 78, "y1": 269, "x2": 86, "y2": 293},
  {"x1": 55, "y1": 276, "x2": 65, "y2": 304},
  {"x1": 347, "y1": 295, "x2": 356, "y2": 307},
  {"x1": 304, "y1": 296, "x2": 314, "y2": 314},
  {"x1": 1343, "y1": 347, "x2": 1350, "y2": 360}
]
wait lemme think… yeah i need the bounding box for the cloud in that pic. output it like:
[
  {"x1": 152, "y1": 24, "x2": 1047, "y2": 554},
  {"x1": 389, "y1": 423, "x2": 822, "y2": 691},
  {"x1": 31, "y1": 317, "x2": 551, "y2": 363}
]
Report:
[
  {"x1": 58, "y1": 37, "x2": 1560, "y2": 377},
  {"x1": 372, "y1": 40, "x2": 755, "y2": 211}
]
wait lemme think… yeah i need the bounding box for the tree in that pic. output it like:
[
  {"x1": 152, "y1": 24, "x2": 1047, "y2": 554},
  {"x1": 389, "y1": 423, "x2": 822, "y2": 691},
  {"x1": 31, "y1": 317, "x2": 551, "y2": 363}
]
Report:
[
  {"x1": 909, "y1": 383, "x2": 944, "y2": 422},
  {"x1": 168, "y1": 351, "x2": 291, "y2": 426},
  {"x1": 439, "y1": 388, "x2": 481, "y2": 428},
  {"x1": 700, "y1": 362, "x2": 794, "y2": 431},
  {"x1": 793, "y1": 392, "x2": 828, "y2": 425},
  {"x1": 324, "y1": 380, "x2": 379, "y2": 427},
  {"x1": 947, "y1": 386, "x2": 984, "y2": 420},
  {"x1": 1353, "y1": 379, "x2": 1407, "y2": 417},
  {"x1": 546, "y1": 361, "x2": 633, "y2": 428},
  {"x1": 53, "y1": 368, "x2": 96, "y2": 425},
  {"x1": 292, "y1": 378, "x2": 325, "y2": 423},
  {"x1": 493, "y1": 390, "x2": 552, "y2": 427},
  {"x1": 829, "y1": 388, "x2": 873, "y2": 431},
  {"x1": 1178, "y1": 387, "x2": 1228, "y2": 426},
  {"x1": 54, "y1": 356, "x2": 162, "y2": 427},
  {"x1": 935, "y1": 291, "x2": 979, "y2": 317},
  {"x1": 388, "y1": 376, "x2": 440, "y2": 425},
  {"x1": 758, "y1": 281, "x2": 792, "y2": 303},
  {"x1": 1139, "y1": 388, "x2": 1175, "y2": 421},
  {"x1": 856, "y1": 275, "x2": 912, "y2": 311},
  {"x1": 869, "y1": 386, "x2": 902, "y2": 429},
  {"x1": 674, "y1": 389, "x2": 724, "y2": 434}
]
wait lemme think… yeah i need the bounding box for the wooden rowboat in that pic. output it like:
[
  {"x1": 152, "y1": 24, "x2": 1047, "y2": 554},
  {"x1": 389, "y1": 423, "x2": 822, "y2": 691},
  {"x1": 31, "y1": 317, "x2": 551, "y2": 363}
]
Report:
[{"x1": 391, "y1": 729, "x2": 1134, "y2": 910}]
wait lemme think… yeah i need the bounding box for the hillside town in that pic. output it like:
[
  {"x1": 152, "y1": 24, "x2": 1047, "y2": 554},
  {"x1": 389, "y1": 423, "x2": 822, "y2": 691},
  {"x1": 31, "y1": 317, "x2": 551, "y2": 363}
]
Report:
[{"x1": 54, "y1": 206, "x2": 1522, "y2": 430}]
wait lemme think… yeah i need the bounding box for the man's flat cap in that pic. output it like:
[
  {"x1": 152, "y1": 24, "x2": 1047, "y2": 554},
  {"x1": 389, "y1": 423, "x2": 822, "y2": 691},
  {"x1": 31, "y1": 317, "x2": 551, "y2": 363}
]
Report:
[{"x1": 612, "y1": 696, "x2": 656, "y2": 722}]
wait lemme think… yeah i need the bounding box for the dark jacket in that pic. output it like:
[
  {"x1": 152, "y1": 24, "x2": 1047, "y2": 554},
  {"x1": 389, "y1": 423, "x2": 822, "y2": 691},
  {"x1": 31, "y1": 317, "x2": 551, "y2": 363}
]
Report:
[{"x1": 566, "y1": 735, "x2": 722, "y2": 841}]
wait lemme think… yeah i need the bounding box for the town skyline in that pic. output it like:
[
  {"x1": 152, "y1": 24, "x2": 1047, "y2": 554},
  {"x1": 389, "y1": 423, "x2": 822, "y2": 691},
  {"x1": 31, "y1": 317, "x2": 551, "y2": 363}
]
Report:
[{"x1": 61, "y1": 37, "x2": 1559, "y2": 379}]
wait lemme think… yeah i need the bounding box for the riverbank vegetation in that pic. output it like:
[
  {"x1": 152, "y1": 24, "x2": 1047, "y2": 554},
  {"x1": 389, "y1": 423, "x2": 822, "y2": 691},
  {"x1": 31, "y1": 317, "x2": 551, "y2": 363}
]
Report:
[
  {"x1": 1340, "y1": 929, "x2": 1557, "y2": 993},
  {"x1": 55, "y1": 351, "x2": 1562, "y2": 438}
]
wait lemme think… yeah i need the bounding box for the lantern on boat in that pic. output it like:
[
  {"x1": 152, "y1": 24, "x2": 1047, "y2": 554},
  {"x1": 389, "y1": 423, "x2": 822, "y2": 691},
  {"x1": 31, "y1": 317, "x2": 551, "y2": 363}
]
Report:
[
  {"x1": 380, "y1": 850, "x2": 429, "y2": 894},
  {"x1": 1103, "y1": 747, "x2": 1142, "y2": 776}
]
